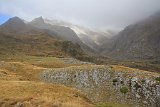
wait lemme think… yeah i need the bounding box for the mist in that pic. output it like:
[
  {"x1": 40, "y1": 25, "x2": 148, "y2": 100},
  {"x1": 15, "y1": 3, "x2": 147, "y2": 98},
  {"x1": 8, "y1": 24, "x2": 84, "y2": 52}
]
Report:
[{"x1": 0, "y1": 0, "x2": 160, "y2": 30}]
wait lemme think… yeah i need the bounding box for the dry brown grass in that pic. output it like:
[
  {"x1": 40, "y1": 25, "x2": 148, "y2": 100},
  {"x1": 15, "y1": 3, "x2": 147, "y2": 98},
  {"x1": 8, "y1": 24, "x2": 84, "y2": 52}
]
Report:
[
  {"x1": 0, "y1": 61, "x2": 46, "y2": 81},
  {"x1": 110, "y1": 65, "x2": 160, "y2": 78},
  {"x1": 0, "y1": 69, "x2": 23, "y2": 81},
  {"x1": 0, "y1": 55, "x2": 66, "y2": 68},
  {"x1": 0, "y1": 80, "x2": 94, "y2": 107},
  {"x1": 0, "y1": 55, "x2": 159, "y2": 107},
  {"x1": 0, "y1": 58, "x2": 94, "y2": 107}
]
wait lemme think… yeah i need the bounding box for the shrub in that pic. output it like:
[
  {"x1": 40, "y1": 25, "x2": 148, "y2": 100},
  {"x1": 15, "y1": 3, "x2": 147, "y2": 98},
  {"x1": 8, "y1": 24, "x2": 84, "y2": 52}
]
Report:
[
  {"x1": 141, "y1": 79, "x2": 145, "y2": 83},
  {"x1": 120, "y1": 86, "x2": 128, "y2": 94},
  {"x1": 155, "y1": 77, "x2": 160, "y2": 82},
  {"x1": 113, "y1": 78, "x2": 118, "y2": 83},
  {"x1": 112, "y1": 78, "x2": 118, "y2": 85}
]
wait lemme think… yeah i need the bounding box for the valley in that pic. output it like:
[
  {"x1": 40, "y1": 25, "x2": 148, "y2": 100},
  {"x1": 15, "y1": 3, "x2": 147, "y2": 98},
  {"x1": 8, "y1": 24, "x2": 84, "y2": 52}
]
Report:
[{"x1": 0, "y1": 11, "x2": 160, "y2": 107}]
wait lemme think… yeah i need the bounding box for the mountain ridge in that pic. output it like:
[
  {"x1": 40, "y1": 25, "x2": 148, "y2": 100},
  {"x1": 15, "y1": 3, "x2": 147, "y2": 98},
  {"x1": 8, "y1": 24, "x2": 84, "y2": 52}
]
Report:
[
  {"x1": 0, "y1": 16, "x2": 91, "y2": 59},
  {"x1": 101, "y1": 12, "x2": 160, "y2": 60}
]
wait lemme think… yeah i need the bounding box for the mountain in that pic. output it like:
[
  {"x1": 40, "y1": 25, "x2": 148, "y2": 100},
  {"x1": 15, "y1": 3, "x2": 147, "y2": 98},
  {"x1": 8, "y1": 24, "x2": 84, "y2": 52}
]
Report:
[
  {"x1": 29, "y1": 17, "x2": 83, "y2": 44},
  {"x1": 1, "y1": 16, "x2": 26, "y2": 28},
  {"x1": 101, "y1": 12, "x2": 160, "y2": 60},
  {"x1": 0, "y1": 17, "x2": 28, "y2": 33},
  {"x1": 1, "y1": 16, "x2": 160, "y2": 107},
  {"x1": 0, "y1": 17, "x2": 88, "y2": 58},
  {"x1": 71, "y1": 26, "x2": 113, "y2": 52},
  {"x1": 44, "y1": 19, "x2": 117, "y2": 52},
  {"x1": 28, "y1": 17, "x2": 95, "y2": 54}
]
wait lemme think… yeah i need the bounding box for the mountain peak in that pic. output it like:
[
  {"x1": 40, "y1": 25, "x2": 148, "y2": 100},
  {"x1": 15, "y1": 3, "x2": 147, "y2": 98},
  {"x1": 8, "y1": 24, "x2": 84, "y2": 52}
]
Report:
[
  {"x1": 30, "y1": 16, "x2": 45, "y2": 25},
  {"x1": 3, "y1": 16, "x2": 25, "y2": 25},
  {"x1": 1, "y1": 16, "x2": 26, "y2": 29}
]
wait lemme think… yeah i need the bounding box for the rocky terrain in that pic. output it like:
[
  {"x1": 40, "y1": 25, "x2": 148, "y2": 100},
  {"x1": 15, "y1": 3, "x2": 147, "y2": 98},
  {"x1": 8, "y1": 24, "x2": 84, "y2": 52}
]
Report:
[
  {"x1": 39, "y1": 65, "x2": 160, "y2": 107},
  {"x1": 101, "y1": 12, "x2": 160, "y2": 60}
]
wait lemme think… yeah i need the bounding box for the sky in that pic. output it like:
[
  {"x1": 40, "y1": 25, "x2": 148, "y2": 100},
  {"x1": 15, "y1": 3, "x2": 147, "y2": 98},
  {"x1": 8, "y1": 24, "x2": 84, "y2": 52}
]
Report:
[
  {"x1": 0, "y1": 14, "x2": 11, "y2": 25},
  {"x1": 0, "y1": 0, "x2": 160, "y2": 31}
]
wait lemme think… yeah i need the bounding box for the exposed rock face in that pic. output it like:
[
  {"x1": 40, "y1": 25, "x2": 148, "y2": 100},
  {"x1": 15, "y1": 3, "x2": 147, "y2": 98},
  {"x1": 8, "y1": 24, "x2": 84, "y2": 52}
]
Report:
[
  {"x1": 101, "y1": 12, "x2": 160, "y2": 60},
  {"x1": 39, "y1": 65, "x2": 160, "y2": 107}
]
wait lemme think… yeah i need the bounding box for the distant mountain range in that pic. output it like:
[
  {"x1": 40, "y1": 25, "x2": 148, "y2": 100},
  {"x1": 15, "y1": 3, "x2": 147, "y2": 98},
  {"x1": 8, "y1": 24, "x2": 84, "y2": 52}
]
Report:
[
  {"x1": 0, "y1": 12, "x2": 160, "y2": 61},
  {"x1": 0, "y1": 17, "x2": 92, "y2": 58}
]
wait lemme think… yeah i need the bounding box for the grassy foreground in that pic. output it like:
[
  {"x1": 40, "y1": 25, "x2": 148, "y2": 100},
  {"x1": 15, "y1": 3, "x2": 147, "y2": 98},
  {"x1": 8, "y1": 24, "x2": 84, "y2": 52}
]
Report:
[{"x1": 0, "y1": 80, "x2": 94, "y2": 107}]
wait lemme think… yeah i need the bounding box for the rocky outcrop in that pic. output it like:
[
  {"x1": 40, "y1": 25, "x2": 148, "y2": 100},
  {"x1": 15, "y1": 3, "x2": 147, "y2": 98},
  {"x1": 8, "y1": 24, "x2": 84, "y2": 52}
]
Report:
[{"x1": 39, "y1": 65, "x2": 160, "y2": 107}]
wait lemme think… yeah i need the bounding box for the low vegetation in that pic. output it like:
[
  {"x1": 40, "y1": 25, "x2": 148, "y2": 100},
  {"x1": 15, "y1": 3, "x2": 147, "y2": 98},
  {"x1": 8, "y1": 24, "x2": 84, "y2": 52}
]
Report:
[
  {"x1": 96, "y1": 102, "x2": 129, "y2": 107},
  {"x1": 155, "y1": 77, "x2": 160, "y2": 82},
  {"x1": 0, "y1": 54, "x2": 159, "y2": 107},
  {"x1": 120, "y1": 86, "x2": 128, "y2": 95},
  {"x1": 0, "y1": 80, "x2": 93, "y2": 107}
]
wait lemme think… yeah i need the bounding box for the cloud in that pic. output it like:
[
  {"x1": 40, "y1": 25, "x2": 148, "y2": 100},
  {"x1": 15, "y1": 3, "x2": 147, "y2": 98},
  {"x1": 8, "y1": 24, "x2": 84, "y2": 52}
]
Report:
[{"x1": 0, "y1": 0, "x2": 160, "y2": 30}]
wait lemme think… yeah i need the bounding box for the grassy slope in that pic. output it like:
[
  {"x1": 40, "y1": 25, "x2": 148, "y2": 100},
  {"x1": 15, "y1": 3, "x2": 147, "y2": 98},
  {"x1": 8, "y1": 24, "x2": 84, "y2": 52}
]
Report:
[
  {"x1": 0, "y1": 55, "x2": 133, "y2": 107},
  {"x1": 0, "y1": 32, "x2": 67, "y2": 57},
  {"x1": 0, "y1": 80, "x2": 93, "y2": 107},
  {"x1": 0, "y1": 56, "x2": 95, "y2": 107}
]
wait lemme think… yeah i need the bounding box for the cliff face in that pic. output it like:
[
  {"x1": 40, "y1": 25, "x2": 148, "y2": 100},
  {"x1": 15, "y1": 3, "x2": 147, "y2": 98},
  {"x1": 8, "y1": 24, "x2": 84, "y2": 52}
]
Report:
[
  {"x1": 39, "y1": 65, "x2": 160, "y2": 107},
  {"x1": 101, "y1": 12, "x2": 160, "y2": 60}
]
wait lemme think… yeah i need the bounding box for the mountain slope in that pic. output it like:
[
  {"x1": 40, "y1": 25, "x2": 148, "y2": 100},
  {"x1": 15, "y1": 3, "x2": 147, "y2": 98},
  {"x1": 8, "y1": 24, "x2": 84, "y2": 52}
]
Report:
[
  {"x1": 0, "y1": 80, "x2": 93, "y2": 107},
  {"x1": 102, "y1": 12, "x2": 160, "y2": 60},
  {"x1": 44, "y1": 19, "x2": 116, "y2": 52},
  {"x1": 28, "y1": 17, "x2": 95, "y2": 54},
  {"x1": 29, "y1": 17, "x2": 81, "y2": 44},
  {"x1": 0, "y1": 17, "x2": 86, "y2": 58}
]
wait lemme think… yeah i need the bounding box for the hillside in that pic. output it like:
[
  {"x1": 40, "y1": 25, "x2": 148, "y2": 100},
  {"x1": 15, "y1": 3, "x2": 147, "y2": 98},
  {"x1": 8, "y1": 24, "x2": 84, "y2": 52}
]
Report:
[
  {"x1": 0, "y1": 55, "x2": 159, "y2": 107},
  {"x1": 0, "y1": 56, "x2": 95, "y2": 107},
  {"x1": 29, "y1": 17, "x2": 82, "y2": 44},
  {"x1": 40, "y1": 64, "x2": 160, "y2": 107},
  {"x1": 0, "y1": 17, "x2": 89, "y2": 58},
  {"x1": 44, "y1": 18, "x2": 116, "y2": 52},
  {"x1": 28, "y1": 17, "x2": 95, "y2": 54},
  {"x1": 0, "y1": 80, "x2": 93, "y2": 107},
  {"x1": 101, "y1": 12, "x2": 160, "y2": 60}
]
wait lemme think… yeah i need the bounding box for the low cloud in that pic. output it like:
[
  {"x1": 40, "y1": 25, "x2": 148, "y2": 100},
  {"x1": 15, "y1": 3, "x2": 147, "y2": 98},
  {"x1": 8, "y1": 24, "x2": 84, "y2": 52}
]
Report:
[{"x1": 0, "y1": 0, "x2": 160, "y2": 30}]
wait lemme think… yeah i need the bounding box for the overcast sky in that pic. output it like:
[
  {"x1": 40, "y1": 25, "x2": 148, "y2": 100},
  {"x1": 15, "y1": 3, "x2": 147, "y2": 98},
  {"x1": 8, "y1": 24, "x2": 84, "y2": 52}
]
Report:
[{"x1": 0, "y1": 0, "x2": 160, "y2": 30}]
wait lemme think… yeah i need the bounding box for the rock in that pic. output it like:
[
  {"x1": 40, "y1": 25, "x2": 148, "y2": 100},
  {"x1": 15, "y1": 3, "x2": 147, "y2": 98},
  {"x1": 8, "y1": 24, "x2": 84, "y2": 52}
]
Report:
[{"x1": 39, "y1": 65, "x2": 160, "y2": 107}]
